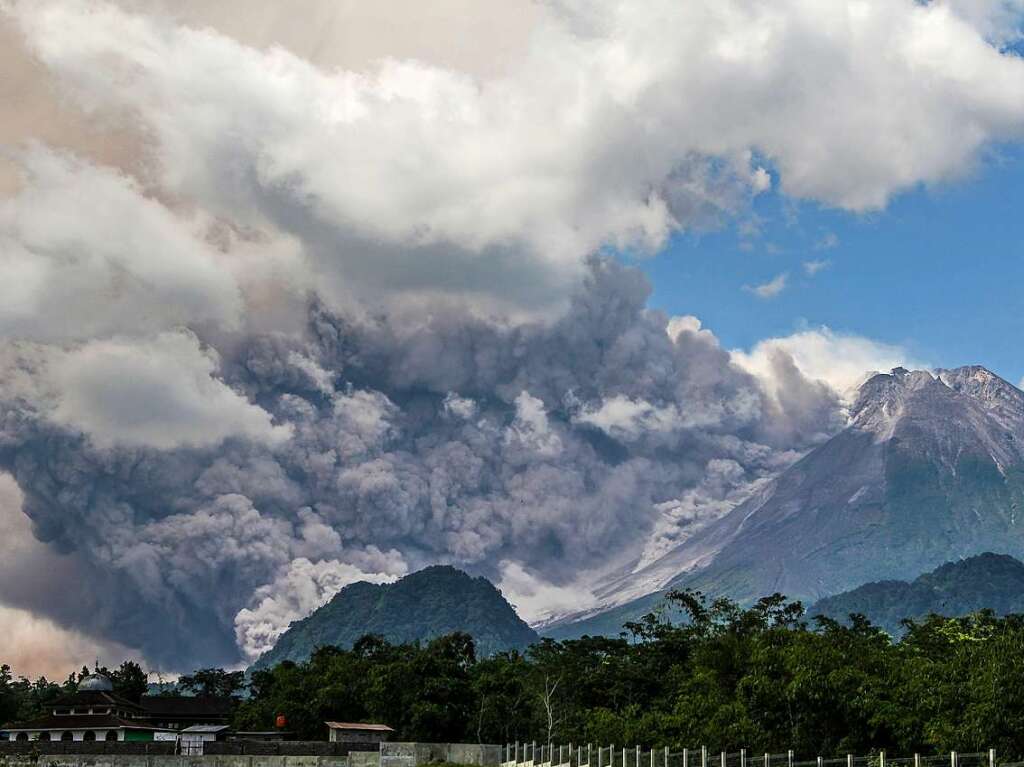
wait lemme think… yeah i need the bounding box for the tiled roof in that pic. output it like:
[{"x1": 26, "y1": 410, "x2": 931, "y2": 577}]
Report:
[
  {"x1": 139, "y1": 696, "x2": 233, "y2": 717},
  {"x1": 50, "y1": 691, "x2": 142, "y2": 711},
  {"x1": 4, "y1": 715, "x2": 163, "y2": 731}
]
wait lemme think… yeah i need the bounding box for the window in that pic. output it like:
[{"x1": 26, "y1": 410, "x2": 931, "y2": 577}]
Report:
[
  {"x1": 61, "y1": 732, "x2": 74, "y2": 742},
  {"x1": 15, "y1": 733, "x2": 28, "y2": 742},
  {"x1": 105, "y1": 731, "x2": 118, "y2": 742},
  {"x1": 84, "y1": 731, "x2": 97, "y2": 742}
]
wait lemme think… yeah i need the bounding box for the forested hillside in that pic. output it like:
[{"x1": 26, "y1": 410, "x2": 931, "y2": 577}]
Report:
[
  {"x1": 811, "y1": 553, "x2": 1024, "y2": 634},
  {"x1": 252, "y1": 566, "x2": 539, "y2": 669}
]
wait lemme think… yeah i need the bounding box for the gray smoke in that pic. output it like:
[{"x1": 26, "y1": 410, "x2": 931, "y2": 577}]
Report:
[{"x1": 0, "y1": 258, "x2": 842, "y2": 668}]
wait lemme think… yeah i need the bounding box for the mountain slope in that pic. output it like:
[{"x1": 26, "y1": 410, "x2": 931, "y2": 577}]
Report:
[
  {"x1": 810, "y1": 552, "x2": 1024, "y2": 634},
  {"x1": 547, "y1": 366, "x2": 1024, "y2": 638},
  {"x1": 252, "y1": 566, "x2": 538, "y2": 669}
]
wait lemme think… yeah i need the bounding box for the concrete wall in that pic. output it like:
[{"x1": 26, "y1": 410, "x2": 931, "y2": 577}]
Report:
[
  {"x1": 0, "y1": 755, "x2": 349, "y2": 767},
  {"x1": 379, "y1": 742, "x2": 501, "y2": 767},
  {"x1": 0, "y1": 743, "x2": 501, "y2": 767}
]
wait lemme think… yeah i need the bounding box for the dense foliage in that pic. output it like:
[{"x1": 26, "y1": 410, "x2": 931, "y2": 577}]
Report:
[
  {"x1": 6, "y1": 593, "x2": 1024, "y2": 759},
  {"x1": 811, "y1": 553, "x2": 1024, "y2": 636},
  {"x1": 253, "y1": 566, "x2": 539, "y2": 670},
  {"x1": 234, "y1": 591, "x2": 1024, "y2": 757}
]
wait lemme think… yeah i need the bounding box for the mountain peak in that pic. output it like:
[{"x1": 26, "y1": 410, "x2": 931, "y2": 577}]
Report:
[
  {"x1": 936, "y1": 365, "x2": 1024, "y2": 415},
  {"x1": 251, "y1": 566, "x2": 538, "y2": 670}
]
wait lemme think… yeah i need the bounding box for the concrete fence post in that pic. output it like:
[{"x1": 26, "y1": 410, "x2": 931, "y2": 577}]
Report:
[
  {"x1": 765, "y1": 753, "x2": 770, "y2": 767},
  {"x1": 817, "y1": 757, "x2": 823, "y2": 767},
  {"x1": 849, "y1": 755, "x2": 855, "y2": 767},
  {"x1": 683, "y1": 748, "x2": 688, "y2": 767},
  {"x1": 741, "y1": 749, "x2": 747, "y2": 767},
  {"x1": 788, "y1": 751, "x2": 794, "y2": 767},
  {"x1": 702, "y1": 746, "x2": 708, "y2": 767},
  {"x1": 914, "y1": 755, "x2": 920, "y2": 767},
  {"x1": 989, "y1": 750, "x2": 996, "y2": 767},
  {"x1": 951, "y1": 752, "x2": 958, "y2": 767},
  {"x1": 721, "y1": 751, "x2": 727, "y2": 767},
  {"x1": 880, "y1": 750, "x2": 886, "y2": 767}
]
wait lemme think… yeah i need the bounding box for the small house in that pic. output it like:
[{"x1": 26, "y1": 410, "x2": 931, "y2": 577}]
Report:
[{"x1": 179, "y1": 724, "x2": 231, "y2": 755}]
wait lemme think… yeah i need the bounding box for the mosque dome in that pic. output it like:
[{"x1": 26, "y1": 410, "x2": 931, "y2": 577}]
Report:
[{"x1": 78, "y1": 673, "x2": 114, "y2": 692}]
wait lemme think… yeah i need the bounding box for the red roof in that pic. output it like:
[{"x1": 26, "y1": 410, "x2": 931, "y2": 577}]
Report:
[{"x1": 324, "y1": 722, "x2": 394, "y2": 732}]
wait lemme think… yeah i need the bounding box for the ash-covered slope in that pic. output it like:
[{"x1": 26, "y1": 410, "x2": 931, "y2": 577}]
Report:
[
  {"x1": 811, "y1": 552, "x2": 1024, "y2": 634},
  {"x1": 548, "y1": 366, "x2": 1024, "y2": 637},
  {"x1": 252, "y1": 566, "x2": 538, "y2": 669},
  {"x1": 672, "y1": 366, "x2": 1024, "y2": 602}
]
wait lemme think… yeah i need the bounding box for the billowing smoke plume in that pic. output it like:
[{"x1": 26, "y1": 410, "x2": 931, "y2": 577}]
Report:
[
  {"x1": 0, "y1": 258, "x2": 842, "y2": 667},
  {"x1": 0, "y1": 0, "x2": 1022, "y2": 669}
]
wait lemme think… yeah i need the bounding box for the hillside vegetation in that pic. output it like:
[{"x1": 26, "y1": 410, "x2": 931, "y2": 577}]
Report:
[
  {"x1": 252, "y1": 566, "x2": 539, "y2": 669},
  {"x1": 811, "y1": 552, "x2": 1024, "y2": 634}
]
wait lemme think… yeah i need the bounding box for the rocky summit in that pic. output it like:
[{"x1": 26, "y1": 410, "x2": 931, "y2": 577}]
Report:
[{"x1": 550, "y1": 366, "x2": 1024, "y2": 637}]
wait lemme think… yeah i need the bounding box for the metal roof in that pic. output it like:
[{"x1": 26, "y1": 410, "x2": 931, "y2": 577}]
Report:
[
  {"x1": 324, "y1": 722, "x2": 394, "y2": 732},
  {"x1": 181, "y1": 725, "x2": 231, "y2": 734}
]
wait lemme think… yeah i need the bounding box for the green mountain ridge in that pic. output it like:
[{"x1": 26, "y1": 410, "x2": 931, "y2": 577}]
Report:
[
  {"x1": 809, "y1": 551, "x2": 1024, "y2": 634},
  {"x1": 252, "y1": 565, "x2": 539, "y2": 670}
]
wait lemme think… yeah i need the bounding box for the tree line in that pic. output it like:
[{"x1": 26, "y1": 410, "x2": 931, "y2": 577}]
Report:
[{"x1": 5, "y1": 591, "x2": 1024, "y2": 758}]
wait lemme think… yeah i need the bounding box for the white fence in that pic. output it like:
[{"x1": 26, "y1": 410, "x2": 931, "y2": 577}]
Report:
[{"x1": 501, "y1": 745, "x2": 1008, "y2": 767}]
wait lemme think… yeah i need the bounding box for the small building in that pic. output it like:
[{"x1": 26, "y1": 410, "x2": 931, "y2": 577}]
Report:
[
  {"x1": 325, "y1": 722, "x2": 394, "y2": 744},
  {"x1": 1, "y1": 674, "x2": 176, "y2": 743},
  {"x1": 179, "y1": 724, "x2": 230, "y2": 755}
]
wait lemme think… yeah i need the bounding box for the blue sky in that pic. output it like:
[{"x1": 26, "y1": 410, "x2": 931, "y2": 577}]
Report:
[{"x1": 641, "y1": 145, "x2": 1024, "y2": 385}]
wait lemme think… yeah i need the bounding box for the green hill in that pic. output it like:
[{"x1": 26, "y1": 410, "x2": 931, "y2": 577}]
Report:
[
  {"x1": 810, "y1": 552, "x2": 1024, "y2": 634},
  {"x1": 251, "y1": 566, "x2": 539, "y2": 669}
]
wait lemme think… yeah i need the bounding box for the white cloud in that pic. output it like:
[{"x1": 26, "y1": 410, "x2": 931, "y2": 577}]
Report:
[
  {"x1": 733, "y1": 326, "x2": 926, "y2": 397},
  {"x1": 6, "y1": 0, "x2": 1024, "y2": 313},
  {"x1": 815, "y1": 232, "x2": 840, "y2": 251},
  {"x1": 803, "y1": 259, "x2": 831, "y2": 276},
  {"x1": 504, "y1": 391, "x2": 562, "y2": 457},
  {"x1": 744, "y1": 272, "x2": 788, "y2": 299},
  {"x1": 234, "y1": 554, "x2": 406, "y2": 660},
  {"x1": 496, "y1": 560, "x2": 596, "y2": 625},
  {"x1": 0, "y1": 147, "x2": 245, "y2": 341},
  {"x1": 442, "y1": 392, "x2": 479, "y2": 420},
  {"x1": 49, "y1": 331, "x2": 292, "y2": 449}
]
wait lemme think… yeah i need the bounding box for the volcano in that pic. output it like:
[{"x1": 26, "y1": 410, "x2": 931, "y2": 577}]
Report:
[{"x1": 548, "y1": 366, "x2": 1024, "y2": 637}]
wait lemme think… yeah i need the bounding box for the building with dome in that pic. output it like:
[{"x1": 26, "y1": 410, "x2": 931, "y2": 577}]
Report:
[{"x1": 1, "y1": 674, "x2": 176, "y2": 743}]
